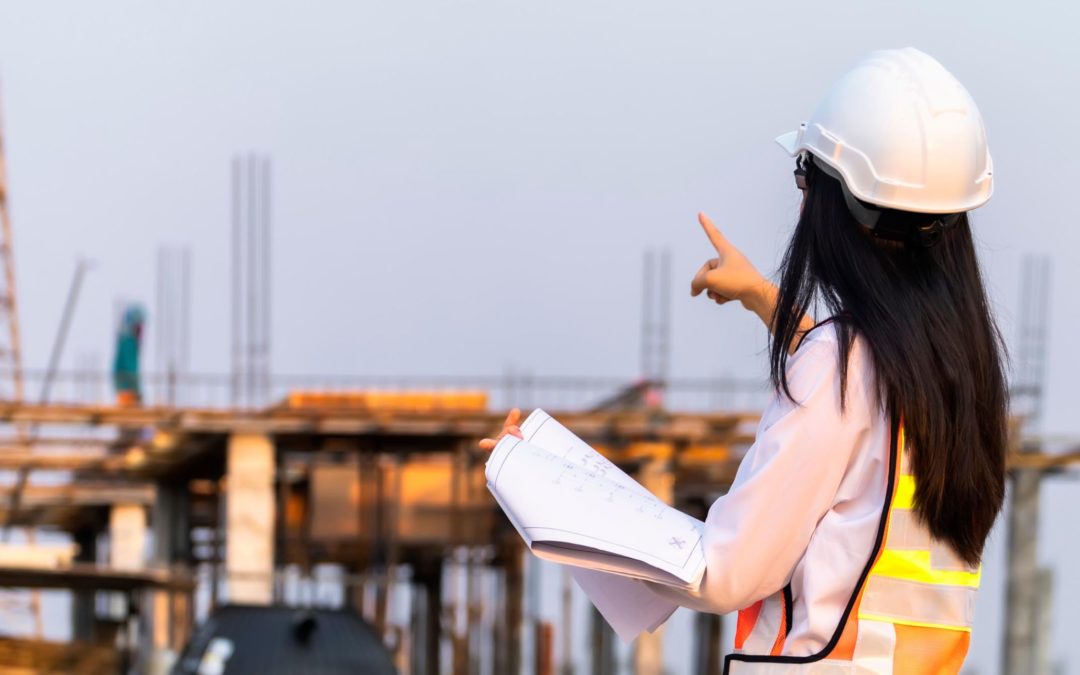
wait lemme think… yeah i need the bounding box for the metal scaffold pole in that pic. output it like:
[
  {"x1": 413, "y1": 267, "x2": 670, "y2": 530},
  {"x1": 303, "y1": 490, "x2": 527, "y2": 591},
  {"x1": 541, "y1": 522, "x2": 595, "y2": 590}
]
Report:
[
  {"x1": 0, "y1": 86, "x2": 43, "y2": 639},
  {"x1": 1003, "y1": 255, "x2": 1053, "y2": 675},
  {"x1": 0, "y1": 87, "x2": 25, "y2": 405},
  {"x1": 230, "y1": 153, "x2": 273, "y2": 408}
]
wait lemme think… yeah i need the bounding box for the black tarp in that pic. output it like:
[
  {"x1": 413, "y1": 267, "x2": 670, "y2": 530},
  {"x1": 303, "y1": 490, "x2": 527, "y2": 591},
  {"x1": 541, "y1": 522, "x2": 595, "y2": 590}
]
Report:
[{"x1": 171, "y1": 605, "x2": 398, "y2": 675}]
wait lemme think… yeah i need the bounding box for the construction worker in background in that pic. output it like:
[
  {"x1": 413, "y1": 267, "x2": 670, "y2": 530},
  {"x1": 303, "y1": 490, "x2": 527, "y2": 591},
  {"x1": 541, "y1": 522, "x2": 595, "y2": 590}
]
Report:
[
  {"x1": 482, "y1": 48, "x2": 1006, "y2": 673},
  {"x1": 113, "y1": 304, "x2": 145, "y2": 406}
]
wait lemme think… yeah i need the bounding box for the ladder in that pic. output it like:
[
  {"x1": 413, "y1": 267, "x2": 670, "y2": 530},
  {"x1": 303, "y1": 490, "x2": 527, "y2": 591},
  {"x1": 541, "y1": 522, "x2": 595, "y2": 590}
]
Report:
[
  {"x1": 0, "y1": 89, "x2": 42, "y2": 639},
  {"x1": 0, "y1": 92, "x2": 24, "y2": 403}
]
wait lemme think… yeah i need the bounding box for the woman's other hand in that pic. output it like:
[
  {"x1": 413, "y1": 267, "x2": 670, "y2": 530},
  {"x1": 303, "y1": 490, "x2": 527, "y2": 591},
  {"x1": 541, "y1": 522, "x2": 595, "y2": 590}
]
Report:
[
  {"x1": 478, "y1": 408, "x2": 524, "y2": 451},
  {"x1": 690, "y1": 212, "x2": 768, "y2": 309}
]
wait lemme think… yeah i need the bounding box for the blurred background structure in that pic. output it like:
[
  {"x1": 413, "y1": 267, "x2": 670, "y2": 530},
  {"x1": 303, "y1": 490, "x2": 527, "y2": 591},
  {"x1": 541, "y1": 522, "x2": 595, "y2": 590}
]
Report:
[{"x1": 0, "y1": 2, "x2": 1077, "y2": 673}]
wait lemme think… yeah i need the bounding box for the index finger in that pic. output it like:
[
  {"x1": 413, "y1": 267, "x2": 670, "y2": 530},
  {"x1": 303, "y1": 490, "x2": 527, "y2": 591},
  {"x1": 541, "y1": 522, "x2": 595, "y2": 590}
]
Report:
[{"x1": 698, "y1": 212, "x2": 728, "y2": 254}]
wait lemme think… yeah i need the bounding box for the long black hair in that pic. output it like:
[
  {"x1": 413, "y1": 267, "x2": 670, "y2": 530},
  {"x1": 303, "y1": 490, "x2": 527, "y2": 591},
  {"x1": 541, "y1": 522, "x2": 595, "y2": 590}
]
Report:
[{"x1": 770, "y1": 155, "x2": 1007, "y2": 566}]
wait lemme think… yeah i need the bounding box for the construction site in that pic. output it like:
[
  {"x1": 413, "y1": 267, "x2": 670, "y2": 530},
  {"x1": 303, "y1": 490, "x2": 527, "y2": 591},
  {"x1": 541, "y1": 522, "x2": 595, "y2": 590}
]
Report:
[
  {"x1": 0, "y1": 117, "x2": 1070, "y2": 674},
  {"x1": 0, "y1": 6, "x2": 1076, "y2": 674}
]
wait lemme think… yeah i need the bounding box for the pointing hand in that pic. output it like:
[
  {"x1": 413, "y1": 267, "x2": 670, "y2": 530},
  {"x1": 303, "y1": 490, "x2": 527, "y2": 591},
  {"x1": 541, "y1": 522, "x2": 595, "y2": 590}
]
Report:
[{"x1": 690, "y1": 212, "x2": 766, "y2": 307}]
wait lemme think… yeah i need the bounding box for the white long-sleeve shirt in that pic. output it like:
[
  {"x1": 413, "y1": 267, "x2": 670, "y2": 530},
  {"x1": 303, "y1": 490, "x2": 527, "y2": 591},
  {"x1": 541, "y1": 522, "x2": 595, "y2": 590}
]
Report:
[{"x1": 642, "y1": 321, "x2": 892, "y2": 655}]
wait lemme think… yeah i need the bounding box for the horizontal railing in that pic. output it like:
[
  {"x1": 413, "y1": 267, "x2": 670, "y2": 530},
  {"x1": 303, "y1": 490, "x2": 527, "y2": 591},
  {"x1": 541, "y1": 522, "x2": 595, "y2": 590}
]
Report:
[{"x1": 0, "y1": 369, "x2": 772, "y2": 414}]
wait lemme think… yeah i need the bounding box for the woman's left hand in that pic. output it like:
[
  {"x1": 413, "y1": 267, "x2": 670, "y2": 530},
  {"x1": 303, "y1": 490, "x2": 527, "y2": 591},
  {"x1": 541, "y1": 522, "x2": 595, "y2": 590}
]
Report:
[{"x1": 478, "y1": 408, "x2": 524, "y2": 451}]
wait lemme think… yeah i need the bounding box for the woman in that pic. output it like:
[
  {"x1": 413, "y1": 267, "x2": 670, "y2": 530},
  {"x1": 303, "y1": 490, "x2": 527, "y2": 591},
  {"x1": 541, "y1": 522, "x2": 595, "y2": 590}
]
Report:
[{"x1": 482, "y1": 48, "x2": 1006, "y2": 673}]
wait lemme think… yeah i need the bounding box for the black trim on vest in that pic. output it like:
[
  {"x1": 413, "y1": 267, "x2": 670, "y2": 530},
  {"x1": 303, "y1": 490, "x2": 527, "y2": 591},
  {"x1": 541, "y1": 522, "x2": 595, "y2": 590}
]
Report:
[
  {"x1": 782, "y1": 584, "x2": 794, "y2": 638},
  {"x1": 721, "y1": 414, "x2": 900, "y2": 674}
]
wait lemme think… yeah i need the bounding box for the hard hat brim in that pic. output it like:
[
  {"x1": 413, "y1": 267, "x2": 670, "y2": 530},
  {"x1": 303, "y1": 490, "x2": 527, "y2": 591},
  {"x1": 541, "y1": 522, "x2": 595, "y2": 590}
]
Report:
[
  {"x1": 775, "y1": 130, "x2": 801, "y2": 157},
  {"x1": 772, "y1": 122, "x2": 992, "y2": 213}
]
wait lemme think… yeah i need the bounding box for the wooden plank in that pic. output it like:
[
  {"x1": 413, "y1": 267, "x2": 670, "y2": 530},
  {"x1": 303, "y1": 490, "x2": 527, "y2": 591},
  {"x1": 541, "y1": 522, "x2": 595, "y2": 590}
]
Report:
[
  {"x1": 0, "y1": 452, "x2": 122, "y2": 471},
  {"x1": 0, "y1": 484, "x2": 154, "y2": 507},
  {"x1": 0, "y1": 403, "x2": 756, "y2": 441},
  {"x1": 0, "y1": 637, "x2": 118, "y2": 674},
  {"x1": 0, "y1": 402, "x2": 1070, "y2": 491},
  {"x1": 1008, "y1": 448, "x2": 1080, "y2": 471},
  {"x1": 0, "y1": 563, "x2": 193, "y2": 591}
]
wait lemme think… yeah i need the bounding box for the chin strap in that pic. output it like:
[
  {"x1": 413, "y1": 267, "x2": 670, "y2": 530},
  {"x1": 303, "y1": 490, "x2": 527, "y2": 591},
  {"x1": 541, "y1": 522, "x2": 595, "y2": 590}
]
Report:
[
  {"x1": 880, "y1": 212, "x2": 961, "y2": 247},
  {"x1": 810, "y1": 156, "x2": 960, "y2": 247}
]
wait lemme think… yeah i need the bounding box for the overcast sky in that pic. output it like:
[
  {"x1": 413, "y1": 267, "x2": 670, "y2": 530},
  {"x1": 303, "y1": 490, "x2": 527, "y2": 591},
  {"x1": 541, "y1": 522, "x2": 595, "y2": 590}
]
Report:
[{"x1": 0, "y1": 1, "x2": 1076, "y2": 671}]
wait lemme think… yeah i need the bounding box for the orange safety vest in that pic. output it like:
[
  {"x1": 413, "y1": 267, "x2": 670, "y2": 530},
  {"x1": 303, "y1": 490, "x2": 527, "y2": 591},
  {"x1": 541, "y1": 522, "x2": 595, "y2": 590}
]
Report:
[{"x1": 725, "y1": 417, "x2": 980, "y2": 674}]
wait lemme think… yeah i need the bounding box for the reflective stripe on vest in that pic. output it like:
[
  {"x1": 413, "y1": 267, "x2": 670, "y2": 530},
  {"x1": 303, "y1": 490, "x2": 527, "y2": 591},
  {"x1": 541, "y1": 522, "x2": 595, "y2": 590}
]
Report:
[{"x1": 724, "y1": 419, "x2": 980, "y2": 674}]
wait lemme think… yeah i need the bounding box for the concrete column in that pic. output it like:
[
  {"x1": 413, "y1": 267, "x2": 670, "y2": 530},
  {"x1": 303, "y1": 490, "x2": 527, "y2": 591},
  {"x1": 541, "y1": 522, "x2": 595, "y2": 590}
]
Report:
[
  {"x1": 589, "y1": 607, "x2": 615, "y2": 675},
  {"x1": 108, "y1": 503, "x2": 149, "y2": 627},
  {"x1": 110, "y1": 504, "x2": 147, "y2": 570},
  {"x1": 505, "y1": 542, "x2": 524, "y2": 675},
  {"x1": 148, "y1": 483, "x2": 189, "y2": 675},
  {"x1": 693, "y1": 611, "x2": 724, "y2": 675},
  {"x1": 424, "y1": 560, "x2": 444, "y2": 675},
  {"x1": 71, "y1": 527, "x2": 97, "y2": 642},
  {"x1": 634, "y1": 450, "x2": 674, "y2": 675},
  {"x1": 1003, "y1": 468, "x2": 1042, "y2": 675},
  {"x1": 153, "y1": 482, "x2": 190, "y2": 564},
  {"x1": 226, "y1": 432, "x2": 276, "y2": 604}
]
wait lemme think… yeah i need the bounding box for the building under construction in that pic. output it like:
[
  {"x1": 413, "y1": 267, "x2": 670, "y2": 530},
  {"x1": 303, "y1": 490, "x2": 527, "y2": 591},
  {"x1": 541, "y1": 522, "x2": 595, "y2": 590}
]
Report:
[{"x1": 0, "y1": 388, "x2": 765, "y2": 674}]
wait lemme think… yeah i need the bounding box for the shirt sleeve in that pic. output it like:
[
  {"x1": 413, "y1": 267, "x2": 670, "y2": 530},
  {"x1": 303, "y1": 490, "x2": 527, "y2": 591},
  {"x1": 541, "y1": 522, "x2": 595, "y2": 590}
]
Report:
[{"x1": 647, "y1": 328, "x2": 873, "y2": 614}]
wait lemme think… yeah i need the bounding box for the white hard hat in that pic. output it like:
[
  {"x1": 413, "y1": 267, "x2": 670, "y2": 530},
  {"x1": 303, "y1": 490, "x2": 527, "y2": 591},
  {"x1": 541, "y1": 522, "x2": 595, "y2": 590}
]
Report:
[{"x1": 776, "y1": 47, "x2": 993, "y2": 215}]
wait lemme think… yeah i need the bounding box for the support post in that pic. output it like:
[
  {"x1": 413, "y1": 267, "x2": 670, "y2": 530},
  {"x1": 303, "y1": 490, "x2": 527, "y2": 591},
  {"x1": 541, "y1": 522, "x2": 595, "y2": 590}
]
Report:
[
  {"x1": 452, "y1": 550, "x2": 469, "y2": 675},
  {"x1": 425, "y1": 561, "x2": 443, "y2": 675},
  {"x1": 634, "y1": 449, "x2": 674, "y2": 675},
  {"x1": 468, "y1": 550, "x2": 485, "y2": 675},
  {"x1": 150, "y1": 484, "x2": 188, "y2": 675},
  {"x1": 1003, "y1": 467, "x2": 1041, "y2": 675},
  {"x1": 153, "y1": 482, "x2": 190, "y2": 564},
  {"x1": 226, "y1": 433, "x2": 276, "y2": 604},
  {"x1": 559, "y1": 567, "x2": 574, "y2": 675},
  {"x1": 1034, "y1": 567, "x2": 1053, "y2": 675},
  {"x1": 409, "y1": 577, "x2": 427, "y2": 675},
  {"x1": 373, "y1": 457, "x2": 389, "y2": 638},
  {"x1": 110, "y1": 503, "x2": 147, "y2": 570},
  {"x1": 493, "y1": 566, "x2": 508, "y2": 675},
  {"x1": 534, "y1": 622, "x2": 554, "y2": 675},
  {"x1": 71, "y1": 527, "x2": 97, "y2": 642},
  {"x1": 110, "y1": 503, "x2": 148, "y2": 645},
  {"x1": 589, "y1": 607, "x2": 615, "y2": 675},
  {"x1": 693, "y1": 612, "x2": 724, "y2": 675},
  {"x1": 505, "y1": 536, "x2": 525, "y2": 675}
]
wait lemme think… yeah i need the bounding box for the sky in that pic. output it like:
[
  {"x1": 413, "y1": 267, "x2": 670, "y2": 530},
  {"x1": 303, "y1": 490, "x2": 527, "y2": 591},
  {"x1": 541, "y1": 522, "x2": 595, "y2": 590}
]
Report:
[{"x1": 0, "y1": 1, "x2": 1077, "y2": 672}]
